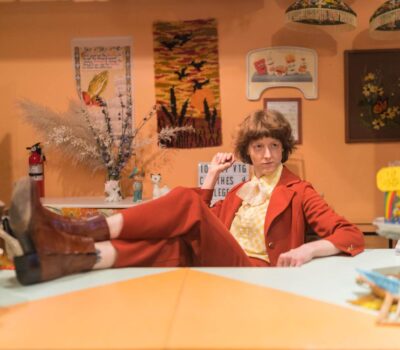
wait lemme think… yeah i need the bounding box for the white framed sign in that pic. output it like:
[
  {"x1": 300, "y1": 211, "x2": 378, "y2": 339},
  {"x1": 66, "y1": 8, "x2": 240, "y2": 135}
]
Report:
[
  {"x1": 198, "y1": 162, "x2": 249, "y2": 204},
  {"x1": 71, "y1": 36, "x2": 133, "y2": 140}
]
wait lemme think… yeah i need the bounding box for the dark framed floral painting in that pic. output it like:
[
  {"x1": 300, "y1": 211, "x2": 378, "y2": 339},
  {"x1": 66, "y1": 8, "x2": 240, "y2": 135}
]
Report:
[{"x1": 344, "y1": 49, "x2": 400, "y2": 143}]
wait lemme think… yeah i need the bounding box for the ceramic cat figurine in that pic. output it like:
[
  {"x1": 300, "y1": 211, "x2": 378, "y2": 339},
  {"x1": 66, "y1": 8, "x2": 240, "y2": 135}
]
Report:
[{"x1": 151, "y1": 173, "x2": 170, "y2": 199}]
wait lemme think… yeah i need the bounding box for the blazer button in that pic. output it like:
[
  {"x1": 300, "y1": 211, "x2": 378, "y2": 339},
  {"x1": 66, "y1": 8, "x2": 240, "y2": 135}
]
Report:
[
  {"x1": 268, "y1": 242, "x2": 275, "y2": 249},
  {"x1": 347, "y1": 244, "x2": 354, "y2": 252}
]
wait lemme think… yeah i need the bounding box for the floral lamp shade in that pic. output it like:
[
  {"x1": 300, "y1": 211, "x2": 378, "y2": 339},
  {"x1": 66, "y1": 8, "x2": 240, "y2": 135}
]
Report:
[
  {"x1": 370, "y1": 0, "x2": 400, "y2": 39},
  {"x1": 285, "y1": 0, "x2": 357, "y2": 30}
]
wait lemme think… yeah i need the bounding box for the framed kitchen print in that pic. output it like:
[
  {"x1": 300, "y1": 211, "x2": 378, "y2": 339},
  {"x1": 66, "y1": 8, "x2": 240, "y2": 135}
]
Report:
[
  {"x1": 247, "y1": 46, "x2": 318, "y2": 100},
  {"x1": 264, "y1": 97, "x2": 302, "y2": 144},
  {"x1": 345, "y1": 49, "x2": 400, "y2": 143}
]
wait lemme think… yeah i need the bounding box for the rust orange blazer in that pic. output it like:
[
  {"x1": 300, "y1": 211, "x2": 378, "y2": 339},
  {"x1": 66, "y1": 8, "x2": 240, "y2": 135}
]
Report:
[{"x1": 200, "y1": 166, "x2": 365, "y2": 266}]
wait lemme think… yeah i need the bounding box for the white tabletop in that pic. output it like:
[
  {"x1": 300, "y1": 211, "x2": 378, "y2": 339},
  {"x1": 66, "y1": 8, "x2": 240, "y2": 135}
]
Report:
[
  {"x1": 1, "y1": 249, "x2": 399, "y2": 309},
  {"x1": 197, "y1": 249, "x2": 400, "y2": 310}
]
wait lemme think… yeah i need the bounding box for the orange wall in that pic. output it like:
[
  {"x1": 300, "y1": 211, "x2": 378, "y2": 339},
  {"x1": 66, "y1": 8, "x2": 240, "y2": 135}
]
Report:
[{"x1": 0, "y1": 0, "x2": 399, "y2": 224}]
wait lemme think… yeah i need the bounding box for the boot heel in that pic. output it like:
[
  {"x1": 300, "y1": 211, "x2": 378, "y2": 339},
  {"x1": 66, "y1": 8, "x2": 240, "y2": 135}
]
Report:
[
  {"x1": 0, "y1": 227, "x2": 23, "y2": 258},
  {"x1": 13, "y1": 254, "x2": 41, "y2": 285}
]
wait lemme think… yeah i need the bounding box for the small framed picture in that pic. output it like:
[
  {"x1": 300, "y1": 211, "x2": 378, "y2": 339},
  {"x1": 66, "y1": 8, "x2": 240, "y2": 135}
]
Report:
[
  {"x1": 344, "y1": 49, "x2": 400, "y2": 143},
  {"x1": 263, "y1": 97, "x2": 302, "y2": 144}
]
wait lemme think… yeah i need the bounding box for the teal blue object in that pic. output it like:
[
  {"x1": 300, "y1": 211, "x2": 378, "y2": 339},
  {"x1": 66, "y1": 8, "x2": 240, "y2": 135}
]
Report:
[
  {"x1": 129, "y1": 166, "x2": 144, "y2": 202},
  {"x1": 133, "y1": 181, "x2": 143, "y2": 203},
  {"x1": 129, "y1": 167, "x2": 139, "y2": 178},
  {"x1": 357, "y1": 269, "x2": 400, "y2": 295}
]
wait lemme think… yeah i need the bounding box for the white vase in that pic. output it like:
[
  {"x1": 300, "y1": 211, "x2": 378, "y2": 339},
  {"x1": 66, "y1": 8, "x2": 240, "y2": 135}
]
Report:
[{"x1": 104, "y1": 179, "x2": 123, "y2": 202}]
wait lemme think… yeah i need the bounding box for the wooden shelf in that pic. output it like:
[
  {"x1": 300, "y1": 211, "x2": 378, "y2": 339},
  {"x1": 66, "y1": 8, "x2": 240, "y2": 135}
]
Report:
[{"x1": 41, "y1": 196, "x2": 146, "y2": 209}]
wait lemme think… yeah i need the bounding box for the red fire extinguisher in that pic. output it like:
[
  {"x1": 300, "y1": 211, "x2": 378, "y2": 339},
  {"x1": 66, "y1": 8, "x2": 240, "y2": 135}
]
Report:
[{"x1": 26, "y1": 142, "x2": 46, "y2": 197}]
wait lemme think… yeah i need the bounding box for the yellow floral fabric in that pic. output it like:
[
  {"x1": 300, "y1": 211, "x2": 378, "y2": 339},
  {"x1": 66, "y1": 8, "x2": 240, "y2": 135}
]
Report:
[{"x1": 230, "y1": 164, "x2": 283, "y2": 262}]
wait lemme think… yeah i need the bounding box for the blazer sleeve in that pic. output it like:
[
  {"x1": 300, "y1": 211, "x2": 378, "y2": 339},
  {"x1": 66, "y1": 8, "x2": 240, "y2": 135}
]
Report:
[
  {"x1": 301, "y1": 183, "x2": 365, "y2": 256},
  {"x1": 191, "y1": 188, "x2": 224, "y2": 216},
  {"x1": 193, "y1": 182, "x2": 245, "y2": 218}
]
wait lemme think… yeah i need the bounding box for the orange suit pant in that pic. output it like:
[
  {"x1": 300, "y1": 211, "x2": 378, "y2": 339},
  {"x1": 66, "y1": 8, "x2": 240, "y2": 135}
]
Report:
[{"x1": 111, "y1": 187, "x2": 268, "y2": 268}]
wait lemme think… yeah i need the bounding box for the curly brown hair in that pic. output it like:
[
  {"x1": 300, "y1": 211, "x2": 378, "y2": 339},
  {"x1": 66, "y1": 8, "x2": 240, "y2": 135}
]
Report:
[{"x1": 234, "y1": 109, "x2": 296, "y2": 164}]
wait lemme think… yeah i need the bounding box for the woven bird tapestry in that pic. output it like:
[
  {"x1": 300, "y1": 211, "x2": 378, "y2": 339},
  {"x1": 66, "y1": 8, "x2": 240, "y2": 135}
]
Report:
[{"x1": 153, "y1": 18, "x2": 222, "y2": 148}]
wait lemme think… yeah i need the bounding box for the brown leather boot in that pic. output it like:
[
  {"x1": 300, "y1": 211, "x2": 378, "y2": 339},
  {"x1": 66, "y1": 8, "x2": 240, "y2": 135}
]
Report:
[
  {"x1": 13, "y1": 174, "x2": 110, "y2": 242},
  {"x1": 46, "y1": 210, "x2": 110, "y2": 242},
  {"x1": 9, "y1": 178, "x2": 97, "y2": 285}
]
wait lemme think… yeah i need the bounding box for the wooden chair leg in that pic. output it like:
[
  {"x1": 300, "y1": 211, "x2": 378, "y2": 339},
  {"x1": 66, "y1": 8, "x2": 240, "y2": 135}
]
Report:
[
  {"x1": 393, "y1": 297, "x2": 400, "y2": 322},
  {"x1": 377, "y1": 293, "x2": 393, "y2": 324}
]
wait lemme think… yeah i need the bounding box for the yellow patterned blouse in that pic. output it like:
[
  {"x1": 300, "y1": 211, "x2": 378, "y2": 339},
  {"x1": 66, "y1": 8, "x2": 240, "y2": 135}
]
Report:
[{"x1": 229, "y1": 164, "x2": 283, "y2": 262}]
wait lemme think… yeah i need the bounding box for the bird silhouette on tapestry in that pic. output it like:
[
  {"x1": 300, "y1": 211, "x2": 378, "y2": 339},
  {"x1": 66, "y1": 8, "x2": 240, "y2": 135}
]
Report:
[
  {"x1": 174, "y1": 67, "x2": 189, "y2": 81},
  {"x1": 192, "y1": 78, "x2": 210, "y2": 92},
  {"x1": 173, "y1": 32, "x2": 193, "y2": 46},
  {"x1": 160, "y1": 39, "x2": 179, "y2": 51},
  {"x1": 190, "y1": 60, "x2": 207, "y2": 71}
]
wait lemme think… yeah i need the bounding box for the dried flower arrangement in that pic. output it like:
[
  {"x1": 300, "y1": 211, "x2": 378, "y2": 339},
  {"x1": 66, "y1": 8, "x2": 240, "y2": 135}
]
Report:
[{"x1": 18, "y1": 99, "x2": 193, "y2": 182}]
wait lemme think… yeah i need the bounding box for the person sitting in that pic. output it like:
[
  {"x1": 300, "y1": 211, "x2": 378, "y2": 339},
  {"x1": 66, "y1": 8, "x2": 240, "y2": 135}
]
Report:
[{"x1": 4, "y1": 109, "x2": 364, "y2": 285}]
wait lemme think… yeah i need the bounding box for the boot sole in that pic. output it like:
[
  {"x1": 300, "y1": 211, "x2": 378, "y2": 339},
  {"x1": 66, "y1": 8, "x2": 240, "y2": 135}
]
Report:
[
  {"x1": 8, "y1": 178, "x2": 42, "y2": 285},
  {"x1": 9, "y1": 177, "x2": 35, "y2": 254}
]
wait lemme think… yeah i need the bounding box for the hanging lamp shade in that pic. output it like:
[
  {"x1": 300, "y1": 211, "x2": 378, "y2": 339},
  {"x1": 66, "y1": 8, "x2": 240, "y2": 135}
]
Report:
[
  {"x1": 285, "y1": 0, "x2": 357, "y2": 31},
  {"x1": 370, "y1": 0, "x2": 400, "y2": 39}
]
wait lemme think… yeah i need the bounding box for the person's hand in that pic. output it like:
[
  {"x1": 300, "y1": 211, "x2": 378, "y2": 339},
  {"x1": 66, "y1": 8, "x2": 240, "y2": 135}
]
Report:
[
  {"x1": 209, "y1": 152, "x2": 235, "y2": 174},
  {"x1": 201, "y1": 152, "x2": 235, "y2": 190},
  {"x1": 276, "y1": 244, "x2": 314, "y2": 267}
]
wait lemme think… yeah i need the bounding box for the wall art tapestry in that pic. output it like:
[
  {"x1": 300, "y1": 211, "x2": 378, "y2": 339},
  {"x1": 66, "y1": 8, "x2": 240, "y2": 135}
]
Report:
[
  {"x1": 247, "y1": 46, "x2": 318, "y2": 100},
  {"x1": 72, "y1": 37, "x2": 133, "y2": 142},
  {"x1": 345, "y1": 49, "x2": 400, "y2": 143},
  {"x1": 153, "y1": 18, "x2": 221, "y2": 148}
]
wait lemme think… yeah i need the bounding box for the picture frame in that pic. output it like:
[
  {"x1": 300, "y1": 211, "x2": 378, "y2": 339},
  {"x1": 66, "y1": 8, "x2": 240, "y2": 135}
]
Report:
[
  {"x1": 264, "y1": 97, "x2": 302, "y2": 144},
  {"x1": 344, "y1": 49, "x2": 400, "y2": 143},
  {"x1": 247, "y1": 46, "x2": 318, "y2": 100}
]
